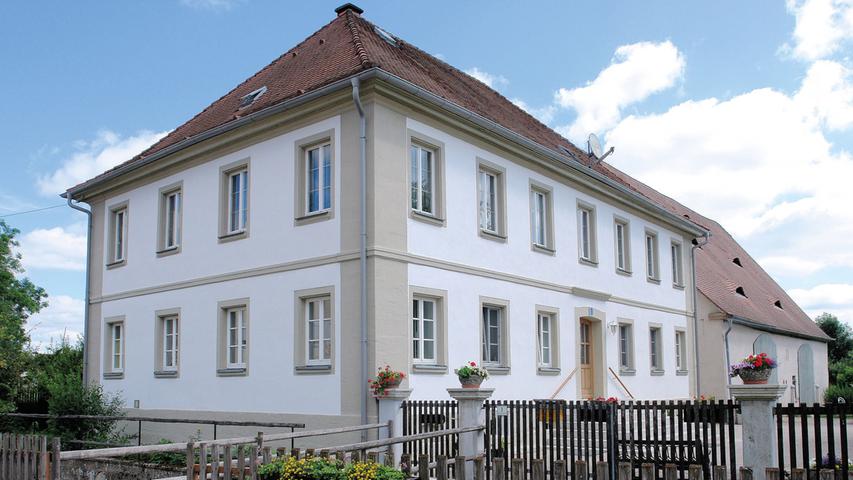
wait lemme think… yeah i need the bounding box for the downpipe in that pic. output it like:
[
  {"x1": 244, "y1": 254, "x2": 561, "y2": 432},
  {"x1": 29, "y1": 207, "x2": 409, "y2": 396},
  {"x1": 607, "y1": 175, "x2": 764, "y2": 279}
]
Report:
[
  {"x1": 351, "y1": 78, "x2": 369, "y2": 439},
  {"x1": 66, "y1": 196, "x2": 93, "y2": 386},
  {"x1": 690, "y1": 232, "x2": 710, "y2": 396}
]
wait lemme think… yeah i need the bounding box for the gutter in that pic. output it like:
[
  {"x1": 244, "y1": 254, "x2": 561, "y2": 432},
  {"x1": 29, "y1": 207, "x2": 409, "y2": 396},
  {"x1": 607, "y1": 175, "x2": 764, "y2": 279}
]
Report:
[
  {"x1": 64, "y1": 68, "x2": 704, "y2": 238},
  {"x1": 690, "y1": 232, "x2": 710, "y2": 396},
  {"x1": 351, "y1": 78, "x2": 369, "y2": 439},
  {"x1": 66, "y1": 197, "x2": 93, "y2": 386},
  {"x1": 724, "y1": 317, "x2": 733, "y2": 393}
]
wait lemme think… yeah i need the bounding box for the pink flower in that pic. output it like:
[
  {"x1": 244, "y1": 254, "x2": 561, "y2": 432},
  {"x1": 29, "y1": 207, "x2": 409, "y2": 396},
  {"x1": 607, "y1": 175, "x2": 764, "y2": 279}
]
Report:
[{"x1": 469, "y1": 361, "x2": 477, "y2": 366}]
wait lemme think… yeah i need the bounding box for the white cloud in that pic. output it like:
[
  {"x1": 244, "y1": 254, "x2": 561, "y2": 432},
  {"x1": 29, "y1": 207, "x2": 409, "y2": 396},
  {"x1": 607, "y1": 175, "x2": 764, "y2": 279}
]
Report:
[
  {"x1": 179, "y1": 0, "x2": 243, "y2": 10},
  {"x1": 37, "y1": 129, "x2": 168, "y2": 196},
  {"x1": 789, "y1": 283, "x2": 853, "y2": 326},
  {"x1": 464, "y1": 67, "x2": 509, "y2": 91},
  {"x1": 784, "y1": 0, "x2": 853, "y2": 61},
  {"x1": 758, "y1": 256, "x2": 825, "y2": 277},
  {"x1": 17, "y1": 224, "x2": 87, "y2": 271},
  {"x1": 554, "y1": 41, "x2": 685, "y2": 142},
  {"x1": 511, "y1": 98, "x2": 557, "y2": 125},
  {"x1": 604, "y1": 60, "x2": 853, "y2": 276},
  {"x1": 25, "y1": 295, "x2": 84, "y2": 351}
]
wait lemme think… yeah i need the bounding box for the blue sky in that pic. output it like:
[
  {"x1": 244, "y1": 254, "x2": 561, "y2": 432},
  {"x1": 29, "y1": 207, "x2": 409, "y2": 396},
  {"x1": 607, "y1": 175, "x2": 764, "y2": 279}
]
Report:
[{"x1": 1, "y1": 0, "x2": 852, "y2": 346}]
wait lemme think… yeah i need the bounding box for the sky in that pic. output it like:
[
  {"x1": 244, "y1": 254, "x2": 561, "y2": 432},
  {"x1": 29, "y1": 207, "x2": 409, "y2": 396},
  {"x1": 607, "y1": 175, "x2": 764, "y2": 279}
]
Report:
[{"x1": 0, "y1": 0, "x2": 852, "y2": 348}]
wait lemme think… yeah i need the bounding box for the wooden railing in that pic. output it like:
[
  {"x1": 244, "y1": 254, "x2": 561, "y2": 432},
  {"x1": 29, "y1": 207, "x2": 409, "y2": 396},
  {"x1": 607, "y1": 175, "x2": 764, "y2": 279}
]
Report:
[{"x1": 0, "y1": 433, "x2": 60, "y2": 480}]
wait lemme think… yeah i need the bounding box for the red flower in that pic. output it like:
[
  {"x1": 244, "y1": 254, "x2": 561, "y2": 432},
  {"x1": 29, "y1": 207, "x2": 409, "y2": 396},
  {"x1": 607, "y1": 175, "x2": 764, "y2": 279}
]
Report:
[{"x1": 470, "y1": 361, "x2": 477, "y2": 366}]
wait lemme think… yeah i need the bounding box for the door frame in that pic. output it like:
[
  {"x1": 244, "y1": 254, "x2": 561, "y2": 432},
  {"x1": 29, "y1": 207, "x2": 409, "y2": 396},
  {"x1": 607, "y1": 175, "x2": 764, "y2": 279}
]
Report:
[{"x1": 575, "y1": 307, "x2": 607, "y2": 399}]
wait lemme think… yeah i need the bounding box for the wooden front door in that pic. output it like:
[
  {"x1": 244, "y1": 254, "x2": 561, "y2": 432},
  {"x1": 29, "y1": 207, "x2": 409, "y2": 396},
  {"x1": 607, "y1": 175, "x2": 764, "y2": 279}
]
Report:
[{"x1": 579, "y1": 319, "x2": 594, "y2": 399}]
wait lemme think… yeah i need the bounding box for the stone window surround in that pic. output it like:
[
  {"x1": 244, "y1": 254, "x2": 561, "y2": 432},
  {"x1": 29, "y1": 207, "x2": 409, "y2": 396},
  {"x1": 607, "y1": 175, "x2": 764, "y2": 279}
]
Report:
[
  {"x1": 614, "y1": 215, "x2": 632, "y2": 276},
  {"x1": 617, "y1": 318, "x2": 636, "y2": 375},
  {"x1": 294, "y1": 129, "x2": 336, "y2": 226},
  {"x1": 106, "y1": 200, "x2": 129, "y2": 269},
  {"x1": 528, "y1": 179, "x2": 555, "y2": 255},
  {"x1": 103, "y1": 315, "x2": 125, "y2": 379},
  {"x1": 535, "y1": 305, "x2": 561, "y2": 375},
  {"x1": 217, "y1": 158, "x2": 251, "y2": 243},
  {"x1": 407, "y1": 129, "x2": 446, "y2": 227},
  {"x1": 576, "y1": 199, "x2": 598, "y2": 266},
  {"x1": 409, "y1": 286, "x2": 449, "y2": 374},
  {"x1": 153, "y1": 308, "x2": 180, "y2": 378},
  {"x1": 479, "y1": 296, "x2": 511, "y2": 374},
  {"x1": 293, "y1": 286, "x2": 336, "y2": 375},
  {"x1": 216, "y1": 298, "x2": 250, "y2": 376},
  {"x1": 156, "y1": 181, "x2": 183, "y2": 257},
  {"x1": 476, "y1": 158, "x2": 508, "y2": 242}
]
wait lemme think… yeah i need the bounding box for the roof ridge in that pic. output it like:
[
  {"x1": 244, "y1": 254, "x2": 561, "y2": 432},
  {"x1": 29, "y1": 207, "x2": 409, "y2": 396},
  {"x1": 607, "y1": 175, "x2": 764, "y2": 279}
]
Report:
[{"x1": 345, "y1": 10, "x2": 372, "y2": 68}]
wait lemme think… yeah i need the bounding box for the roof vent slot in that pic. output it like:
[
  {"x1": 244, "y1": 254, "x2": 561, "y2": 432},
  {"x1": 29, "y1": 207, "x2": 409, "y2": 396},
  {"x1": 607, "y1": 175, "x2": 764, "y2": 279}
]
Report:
[
  {"x1": 735, "y1": 286, "x2": 747, "y2": 298},
  {"x1": 732, "y1": 257, "x2": 743, "y2": 267},
  {"x1": 774, "y1": 300, "x2": 783, "y2": 309},
  {"x1": 239, "y1": 86, "x2": 267, "y2": 109},
  {"x1": 374, "y1": 26, "x2": 398, "y2": 47}
]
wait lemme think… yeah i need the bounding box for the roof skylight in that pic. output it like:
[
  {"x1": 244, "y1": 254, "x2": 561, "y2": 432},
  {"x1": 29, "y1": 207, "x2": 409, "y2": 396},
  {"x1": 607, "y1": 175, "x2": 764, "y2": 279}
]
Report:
[
  {"x1": 736, "y1": 286, "x2": 747, "y2": 297},
  {"x1": 732, "y1": 257, "x2": 743, "y2": 267},
  {"x1": 774, "y1": 300, "x2": 783, "y2": 309},
  {"x1": 374, "y1": 26, "x2": 398, "y2": 46},
  {"x1": 239, "y1": 86, "x2": 268, "y2": 109}
]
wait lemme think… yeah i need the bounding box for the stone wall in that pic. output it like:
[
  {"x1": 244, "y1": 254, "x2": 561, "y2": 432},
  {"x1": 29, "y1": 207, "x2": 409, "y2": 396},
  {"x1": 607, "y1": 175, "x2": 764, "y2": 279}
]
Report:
[{"x1": 61, "y1": 458, "x2": 182, "y2": 480}]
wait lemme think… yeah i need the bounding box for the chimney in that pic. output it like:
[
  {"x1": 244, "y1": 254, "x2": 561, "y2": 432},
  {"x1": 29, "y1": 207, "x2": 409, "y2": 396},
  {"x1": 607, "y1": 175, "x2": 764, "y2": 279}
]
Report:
[{"x1": 335, "y1": 3, "x2": 364, "y2": 16}]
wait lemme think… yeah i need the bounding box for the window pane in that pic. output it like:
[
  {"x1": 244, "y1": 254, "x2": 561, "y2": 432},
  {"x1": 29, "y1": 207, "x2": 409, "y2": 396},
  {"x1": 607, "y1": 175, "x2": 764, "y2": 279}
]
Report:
[
  {"x1": 308, "y1": 340, "x2": 318, "y2": 360},
  {"x1": 422, "y1": 300, "x2": 434, "y2": 320},
  {"x1": 322, "y1": 145, "x2": 331, "y2": 210},
  {"x1": 308, "y1": 149, "x2": 320, "y2": 212},
  {"x1": 410, "y1": 146, "x2": 419, "y2": 209},
  {"x1": 240, "y1": 171, "x2": 248, "y2": 227},
  {"x1": 308, "y1": 320, "x2": 318, "y2": 341},
  {"x1": 423, "y1": 319, "x2": 434, "y2": 340},
  {"x1": 424, "y1": 340, "x2": 435, "y2": 360},
  {"x1": 230, "y1": 174, "x2": 240, "y2": 230},
  {"x1": 420, "y1": 149, "x2": 432, "y2": 213}
]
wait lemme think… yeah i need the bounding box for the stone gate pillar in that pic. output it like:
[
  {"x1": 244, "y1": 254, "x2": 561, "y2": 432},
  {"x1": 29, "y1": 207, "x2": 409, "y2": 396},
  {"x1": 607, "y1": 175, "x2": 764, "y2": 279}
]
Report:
[
  {"x1": 447, "y1": 388, "x2": 494, "y2": 480},
  {"x1": 729, "y1": 384, "x2": 787, "y2": 480},
  {"x1": 375, "y1": 388, "x2": 412, "y2": 466}
]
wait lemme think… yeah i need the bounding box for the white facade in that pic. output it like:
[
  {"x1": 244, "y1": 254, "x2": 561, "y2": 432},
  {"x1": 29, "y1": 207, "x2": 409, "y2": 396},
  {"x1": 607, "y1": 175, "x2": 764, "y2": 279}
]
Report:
[{"x1": 85, "y1": 93, "x2": 701, "y2": 428}]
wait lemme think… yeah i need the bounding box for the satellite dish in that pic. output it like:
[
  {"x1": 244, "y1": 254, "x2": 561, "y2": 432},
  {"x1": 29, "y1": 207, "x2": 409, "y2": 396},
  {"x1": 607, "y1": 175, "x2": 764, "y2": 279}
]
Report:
[{"x1": 588, "y1": 133, "x2": 603, "y2": 158}]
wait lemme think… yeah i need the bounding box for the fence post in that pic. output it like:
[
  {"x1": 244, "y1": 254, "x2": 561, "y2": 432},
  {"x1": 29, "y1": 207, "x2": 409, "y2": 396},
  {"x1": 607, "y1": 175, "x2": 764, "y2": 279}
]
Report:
[
  {"x1": 186, "y1": 442, "x2": 195, "y2": 480},
  {"x1": 50, "y1": 437, "x2": 60, "y2": 480},
  {"x1": 728, "y1": 385, "x2": 786, "y2": 480},
  {"x1": 447, "y1": 387, "x2": 494, "y2": 480},
  {"x1": 374, "y1": 388, "x2": 411, "y2": 467}
]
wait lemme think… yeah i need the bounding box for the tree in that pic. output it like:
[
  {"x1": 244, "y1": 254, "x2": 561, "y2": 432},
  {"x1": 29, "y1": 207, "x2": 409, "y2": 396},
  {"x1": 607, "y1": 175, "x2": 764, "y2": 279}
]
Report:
[
  {"x1": 0, "y1": 220, "x2": 47, "y2": 412},
  {"x1": 816, "y1": 313, "x2": 853, "y2": 364}
]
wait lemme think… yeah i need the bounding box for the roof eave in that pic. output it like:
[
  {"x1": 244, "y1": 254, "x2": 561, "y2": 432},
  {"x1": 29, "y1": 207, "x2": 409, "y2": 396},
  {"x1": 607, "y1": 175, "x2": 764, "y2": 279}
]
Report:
[{"x1": 729, "y1": 315, "x2": 830, "y2": 343}]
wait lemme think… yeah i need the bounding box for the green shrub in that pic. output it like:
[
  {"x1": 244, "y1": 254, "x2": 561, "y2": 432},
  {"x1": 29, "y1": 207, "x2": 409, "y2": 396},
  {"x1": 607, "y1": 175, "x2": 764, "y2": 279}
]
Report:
[{"x1": 824, "y1": 384, "x2": 853, "y2": 403}]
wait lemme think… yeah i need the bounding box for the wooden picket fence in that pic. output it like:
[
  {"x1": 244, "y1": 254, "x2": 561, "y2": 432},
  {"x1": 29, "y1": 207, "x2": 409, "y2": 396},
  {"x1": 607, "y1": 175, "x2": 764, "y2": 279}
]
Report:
[{"x1": 0, "y1": 433, "x2": 61, "y2": 480}]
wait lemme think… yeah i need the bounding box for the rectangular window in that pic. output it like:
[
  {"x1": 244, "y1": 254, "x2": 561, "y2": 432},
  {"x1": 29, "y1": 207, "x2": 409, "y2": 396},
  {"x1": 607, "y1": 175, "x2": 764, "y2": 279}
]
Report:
[
  {"x1": 615, "y1": 219, "x2": 630, "y2": 273},
  {"x1": 482, "y1": 306, "x2": 502, "y2": 365},
  {"x1": 675, "y1": 330, "x2": 687, "y2": 371},
  {"x1": 162, "y1": 315, "x2": 179, "y2": 371},
  {"x1": 645, "y1": 231, "x2": 660, "y2": 281},
  {"x1": 619, "y1": 323, "x2": 634, "y2": 370},
  {"x1": 158, "y1": 184, "x2": 182, "y2": 254},
  {"x1": 532, "y1": 190, "x2": 547, "y2": 246},
  {"x1": 111, "y1": 323, "x2": 123, "y2": 372},
  {"x1": 412, "y1": 298, "x2": 436, "y2": 363},
  {"x1": 226, "y1": 307, "x2": 247, "y2": 368},
  {"x1": 227, "y1": 169, "x2": 248, "y2": 234},
  {"x1": 108, "y1": 205, "x2": 128, "y2": 266},
  {"x1": 577, "y1": 203, "x2": 597, "y2": 263},
  {"x1": 306, "y1": 143, "x2": 332, "y2": 214},
  {"x1": 671, "y1": 241, "x2": 684, "y2": 287},
  {"x1": 306, "y1": 297, "x2": 332, "y2": 365},
  {"x1": 650, "y1": 327, "x2": 662, "y2": 371},
  {"x1": 537, "y1": 313, "x2": 552, "y2": 367},
  {"x1": 410, "y1": 144, "x2": 435, "y2": 215},
  {"x1": 479, "y1": 170, "x2": 499, "y2": 234}
]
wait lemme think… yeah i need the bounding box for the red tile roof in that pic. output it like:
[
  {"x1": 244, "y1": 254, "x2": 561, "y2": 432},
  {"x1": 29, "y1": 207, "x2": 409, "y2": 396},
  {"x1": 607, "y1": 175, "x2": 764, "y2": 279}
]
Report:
[{"x1": 70, "y1": 5, "x2": 826, "y2": 341}]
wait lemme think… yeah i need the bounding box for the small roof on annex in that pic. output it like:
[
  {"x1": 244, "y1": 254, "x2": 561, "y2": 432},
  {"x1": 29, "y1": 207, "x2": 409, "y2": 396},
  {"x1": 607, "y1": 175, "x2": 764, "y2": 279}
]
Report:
[{"x1": 66, "y1": 4, "x2": 828, "y2": 342}]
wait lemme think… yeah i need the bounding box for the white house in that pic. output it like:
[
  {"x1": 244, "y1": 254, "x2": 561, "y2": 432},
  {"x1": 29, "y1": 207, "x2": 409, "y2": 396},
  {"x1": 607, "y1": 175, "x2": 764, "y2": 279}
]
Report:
[{"x1": 63, "y1": 5, "x2": 820, "y2": 436}]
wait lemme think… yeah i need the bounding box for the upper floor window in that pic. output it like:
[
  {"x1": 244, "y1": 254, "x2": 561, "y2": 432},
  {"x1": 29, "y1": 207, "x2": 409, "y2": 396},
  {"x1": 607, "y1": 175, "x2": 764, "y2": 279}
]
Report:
[
  {"x1": 479, "y1": 170, "x2": 499, "y2": 234},
  {"x1": 157, "y1": 184, "x2": 182, "y2": 255},
  {"x1": 614, "y1": 218, "x2": 631, "y2": 274},
  {"x1": 577, "y1": 203, "x2": 597, "y2": 263},
  {"x1": 306, "y1": 143, "x2": 332, "y2": 214},
  {"x1": 645, "y1": 230, "x2": 660, "y2": 282},
  {"x1": 671, "y1": 241, "x2": 684, "y2": 287},
  {"x1": 306, "y1": 296, "x2": 332, "y2": 366},
  {"x1": 529, "y1": 183, "x2": 554, "y2": 253},
  {"x1": 410, "y1": 143, "x2": 436, "y2": 216},
  {"x1": 412, "y1": 297, "x2": 436, "y2": 364},
  {"x1": 112, "y1": 209, "x2": 127, "y2": 262},
  {"x1": 219, "y1": 160, "x2": 250, "y2": 241}
]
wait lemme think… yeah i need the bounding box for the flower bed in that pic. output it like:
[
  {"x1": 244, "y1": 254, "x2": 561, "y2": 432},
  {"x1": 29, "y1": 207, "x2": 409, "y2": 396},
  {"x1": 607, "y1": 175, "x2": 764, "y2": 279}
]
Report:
[{"x1": 258, "y1": 456, "x2": 404, "y2": 480}]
